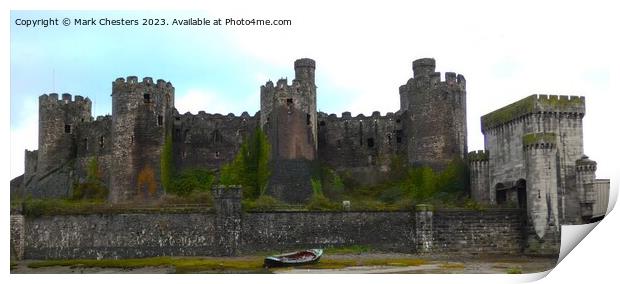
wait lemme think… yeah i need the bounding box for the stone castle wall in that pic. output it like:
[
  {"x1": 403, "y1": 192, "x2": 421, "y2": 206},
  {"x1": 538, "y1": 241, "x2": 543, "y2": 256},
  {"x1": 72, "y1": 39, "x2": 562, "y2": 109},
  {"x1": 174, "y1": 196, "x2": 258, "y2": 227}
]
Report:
[
  {"x1": 317, "y1": 111, "x2": 405, "y2": 185},
  {"x1": 110, "y1": 76, "x2": 175, "y2": 202},
  {"x1": 17, "y1": 58, "x2": 472, "y2": 203},
  {"x1": 401, "y1": 58, "x2": 467, "y2": 171},
  {"x1": 17, "y1": 208, "x2": 526, "y2": 259},
  {"x1": 172, "y1": 111, "x2": 259, "y2": 172},
  {"x1": 32, "y1": 93, "x2": 91, "y2": 198},
  {"x1": 480, "y1": 95, "x2": 586, "y2": 223}
]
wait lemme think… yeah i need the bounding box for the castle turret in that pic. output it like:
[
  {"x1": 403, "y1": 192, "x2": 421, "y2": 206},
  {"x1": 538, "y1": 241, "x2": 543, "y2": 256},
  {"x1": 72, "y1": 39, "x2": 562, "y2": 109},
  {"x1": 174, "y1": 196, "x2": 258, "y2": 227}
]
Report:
[
  {"x1": 260, "y1": 59, "x2": 318, "y2": 203},
  {"x1": 109, "y1": 76, "x2": 174, "y2": 203},
  {"x1": 400, "y1": 58, "x2": 467, "y2": 170},
  {"x1": 468, "y1": 150, "x2": 490, "y2": 203},
  {"x1": 576, "y1": 155, "x2": 597, "y2": 221},
  {"x1": 34, "y1": 93, "x2": 91, "y2": 197},
  {"x1": 523, "y1": 132, "x2": 560, "y2": 254},
  {"x1": 412, "y1": 58, "x2": 436, "y2": 77}
]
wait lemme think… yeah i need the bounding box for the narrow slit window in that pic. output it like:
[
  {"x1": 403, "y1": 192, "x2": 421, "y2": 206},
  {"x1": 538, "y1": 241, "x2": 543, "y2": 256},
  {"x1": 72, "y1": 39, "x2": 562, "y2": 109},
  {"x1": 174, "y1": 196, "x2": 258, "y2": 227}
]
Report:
[
  {"x1": 99, "y1": 136, "x2": 105, "y2": 148},
  {"x1": 64, "y1": 124, "x2": 71, "y2": 134},
  {"x1": 157, "y1": 115, "x2": 163, "y2": 126},
  {"x1": 367, "y1": 138, "x2": 374, "y2": 148},
  {"x1": 307, "y1": 114, "x2": 311, "y2": 125},
  {"x1": 83, "y1": 139, "x2": 88, "y2": 151},
  {"x1": 144, "y1": 93, "x2": 151, "y2": 103},
  {"x1": 215, "y1": 151, "x2": 220, "y2": 158}
]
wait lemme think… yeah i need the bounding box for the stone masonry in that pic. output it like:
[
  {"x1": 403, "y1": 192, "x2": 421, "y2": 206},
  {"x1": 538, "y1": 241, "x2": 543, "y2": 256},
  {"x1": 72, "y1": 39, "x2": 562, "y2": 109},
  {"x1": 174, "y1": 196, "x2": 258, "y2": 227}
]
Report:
[
  {"x1": 15, "y1": 58, "x2": 469, "y2": 204},
  {"x1": 469, "y1": 95, "x2": 610, "y2": 253}
]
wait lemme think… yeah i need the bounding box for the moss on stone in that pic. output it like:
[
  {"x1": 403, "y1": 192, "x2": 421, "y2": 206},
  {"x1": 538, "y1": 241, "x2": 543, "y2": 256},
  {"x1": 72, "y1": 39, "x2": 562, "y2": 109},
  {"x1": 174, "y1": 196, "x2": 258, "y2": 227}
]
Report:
[
  {"x1": 481, "y1": 95, "x2": 537, "y2": 130},
  {"x1": 482, "y1": 95, "x2": 585, "y2": 130},
  {"x1": 522, "y1": 132, "x2": 556, "y2": 146},
  {"x1": 468, "y1": 150, "x2": 489, "y2": 161}
]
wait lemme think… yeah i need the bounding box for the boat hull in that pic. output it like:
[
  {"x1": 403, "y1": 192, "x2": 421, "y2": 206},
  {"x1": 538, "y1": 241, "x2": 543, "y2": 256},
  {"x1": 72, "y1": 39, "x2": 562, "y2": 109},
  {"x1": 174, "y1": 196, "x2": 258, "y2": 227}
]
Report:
[{"x1": 264, "y1": 249, "x2": 323, "y2": 268}]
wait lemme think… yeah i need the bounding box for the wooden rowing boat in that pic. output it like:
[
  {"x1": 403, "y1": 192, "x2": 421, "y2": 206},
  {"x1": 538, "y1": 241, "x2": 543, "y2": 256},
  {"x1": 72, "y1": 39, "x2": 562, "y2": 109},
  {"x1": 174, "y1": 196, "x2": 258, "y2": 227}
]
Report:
[{"x1": 264, "y1": 249, "x2": 323, "y2": 268}]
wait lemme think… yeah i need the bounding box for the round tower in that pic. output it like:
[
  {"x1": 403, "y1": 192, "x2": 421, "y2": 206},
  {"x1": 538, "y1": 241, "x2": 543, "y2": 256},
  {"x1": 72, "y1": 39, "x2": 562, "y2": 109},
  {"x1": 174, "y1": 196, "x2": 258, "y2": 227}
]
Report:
[
  {"x1": 36, "y1": 93, "x2": 91, "y2": 197},
  {"x1": 412, "y1": 58, "x2": 436, "y2": 77},
  {"x1": 110, "y1": 76, "x2": 175, "y2": 203},
  {"x1": 402, "y1": 58, "x2": 467, "y2": 170},
  {"x1": 294, "y1": 58, "x2": 316, "y2": 83}
]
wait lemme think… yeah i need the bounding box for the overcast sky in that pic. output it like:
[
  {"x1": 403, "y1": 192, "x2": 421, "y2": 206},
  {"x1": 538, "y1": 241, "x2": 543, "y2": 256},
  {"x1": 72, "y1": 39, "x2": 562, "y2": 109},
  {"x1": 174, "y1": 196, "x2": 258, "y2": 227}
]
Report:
[{"x1": 9, "y1": 2, "x2": 618, "y2": 190}]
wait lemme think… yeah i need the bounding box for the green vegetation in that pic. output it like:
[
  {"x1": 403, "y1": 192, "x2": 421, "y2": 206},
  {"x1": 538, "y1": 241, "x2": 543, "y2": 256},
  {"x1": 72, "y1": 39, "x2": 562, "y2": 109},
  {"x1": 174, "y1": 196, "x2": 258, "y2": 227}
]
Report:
[
  {"x1": 306, "y1": 177, "x2": 339, "y2": 211},
  {"x1": 168, "y1": 168, "x2": 215, "y2": 196},
  {"x1": 22, "y1": 198, "x2": 105, "y2": 217},
  {"x1": 481, "y1": 95, "x2": 584, "y2": 130},
  {"x1": 506, "y1": 267, "x2": 523, "y2": 274},
  {"x1": 72, "y1": 157, "x2": 108, "y2": 200},
  {"x1": 242, "y1": 195, "x2": 288, "y2": 211},
  {"x1": 440, "y1": 262, "x2": 465, "y2": 270},
  {"x1": 19, "y1": 197, "x2": 213, "y2": 217},
  {"x1": 324, "y1": 245, "x2": 371, "y2": 254},
  {"x1": 481, "y1": 95, "x2": 537, "y2": 130},
  {"x1": 468, "y1": 150, "x2": 489, "y2": 161},
  {"x1": 220, "y1": 127, "x2": 271, "y2": 199},
  {"x1": 309, "y1": 156, "x2": 470, "y2": 211},
  {"x1": 160, "y1": 132, "x2": 173, "y2": 193},
  {"x1": 522, "y1": 132, "x2": 557, "y2": 146},
  {"x1": 26, "y1": 256, "x2": 265, "y2": 273},
  {"x1": 26, "y1": 255, "x2": 428, "y2": 272}
]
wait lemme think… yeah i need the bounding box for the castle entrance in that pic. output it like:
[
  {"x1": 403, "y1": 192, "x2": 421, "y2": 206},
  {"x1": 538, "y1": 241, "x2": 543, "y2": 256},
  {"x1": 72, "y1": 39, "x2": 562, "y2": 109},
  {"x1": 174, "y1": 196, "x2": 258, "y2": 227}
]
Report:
[{"x1": 495, "y1": 180, "x2": 527, "y2": 210}]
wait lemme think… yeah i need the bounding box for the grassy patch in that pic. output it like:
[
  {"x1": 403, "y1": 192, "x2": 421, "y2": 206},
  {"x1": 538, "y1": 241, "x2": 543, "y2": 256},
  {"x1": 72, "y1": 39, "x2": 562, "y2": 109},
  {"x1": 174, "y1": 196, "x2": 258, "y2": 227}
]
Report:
[
  {"x1": 363, "y1": 258, "x2": 427, "y2": 267},
  {"x1": 19, "y1": 197, "x2": 214, "y2": 217},
  {"x1": 27, "y1": 256, "x2": 428, "y2": 272},
  {"x1": 324, "y1": 245, "x2": 371, "y2": 254},
  {"x1": 440, "y1": 262, "x2": 465, "y2": 270},
  {"x1": 506, "y1": 267, "x2": 522, "y2": 274},
  {"x1": 27, "y1": 257, "x2": 266, "y2": 273}
]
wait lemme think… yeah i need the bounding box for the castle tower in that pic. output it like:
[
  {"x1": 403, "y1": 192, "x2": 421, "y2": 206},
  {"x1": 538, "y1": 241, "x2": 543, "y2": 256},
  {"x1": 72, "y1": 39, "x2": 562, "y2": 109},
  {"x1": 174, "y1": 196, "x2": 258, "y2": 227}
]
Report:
[
  {"x1": 399, "y1": 58, "x2": 467, "y2": 170},
  {"x1": 523, "y1": 133, "x2": 560, "y2": 254},
  {"x1": 259, "y1": 58, "x2": 317, "y2": 203},
  {"x1": 575, "y1": 155, "x2": 597, "y2": 221},
  {"x1": 468, "y1": 150, "x2": 490, "y2": 203},
  {"x1": 110, "y1": 77, "x2": 174, "y2": 203},
  {"x1": 34, "y1": 93, "x2": 91, "y2": 197}
]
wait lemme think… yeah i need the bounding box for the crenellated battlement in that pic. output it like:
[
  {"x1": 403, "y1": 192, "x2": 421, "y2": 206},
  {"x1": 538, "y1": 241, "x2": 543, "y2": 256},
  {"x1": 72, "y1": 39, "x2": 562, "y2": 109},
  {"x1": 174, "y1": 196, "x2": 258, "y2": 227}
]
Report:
[
  {"x1": 178, "y1": 110, "x2": 257, "y2": 122},
  {"x1": 95, "y1": 115, "x2": 112, "y2": 122},
  {"x1": 112, "y1": 76, "x2": 174, "y2": 92},
  {"x1": 260, "y1": 77, "x2": 306, "y2": 92},
  {"x1": 482, "y1": 94, "x2": 585, "y2": 131},
  {"x1": 468, "y1": 150, "x2": 489, "y2": 162},
  {"x1": 317, "y1": 111, "x2": 398, "y2": 121},
  {"x1": 576, "y1": 155, "x2": 597, "y2": 172},
  {"x1": 401, "y1": 71, "x2": 466, "y2": 94},
  {"x1": 39, "y1": 93, "x2": 92, "y2": 105},
  {"x1": 522, "y1": 132, "x2": 557, "y2": 150}
]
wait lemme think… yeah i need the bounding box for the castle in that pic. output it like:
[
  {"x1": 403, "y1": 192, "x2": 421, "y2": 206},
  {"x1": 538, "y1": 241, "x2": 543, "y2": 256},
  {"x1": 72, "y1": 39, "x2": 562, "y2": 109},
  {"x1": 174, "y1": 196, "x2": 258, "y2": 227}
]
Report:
[
  {"x1": 15, "y1": 58, "x2": 608, "y2": 216},
  {"x1": 10, "y1": 57, "x2": 610, "y2": 258}
]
